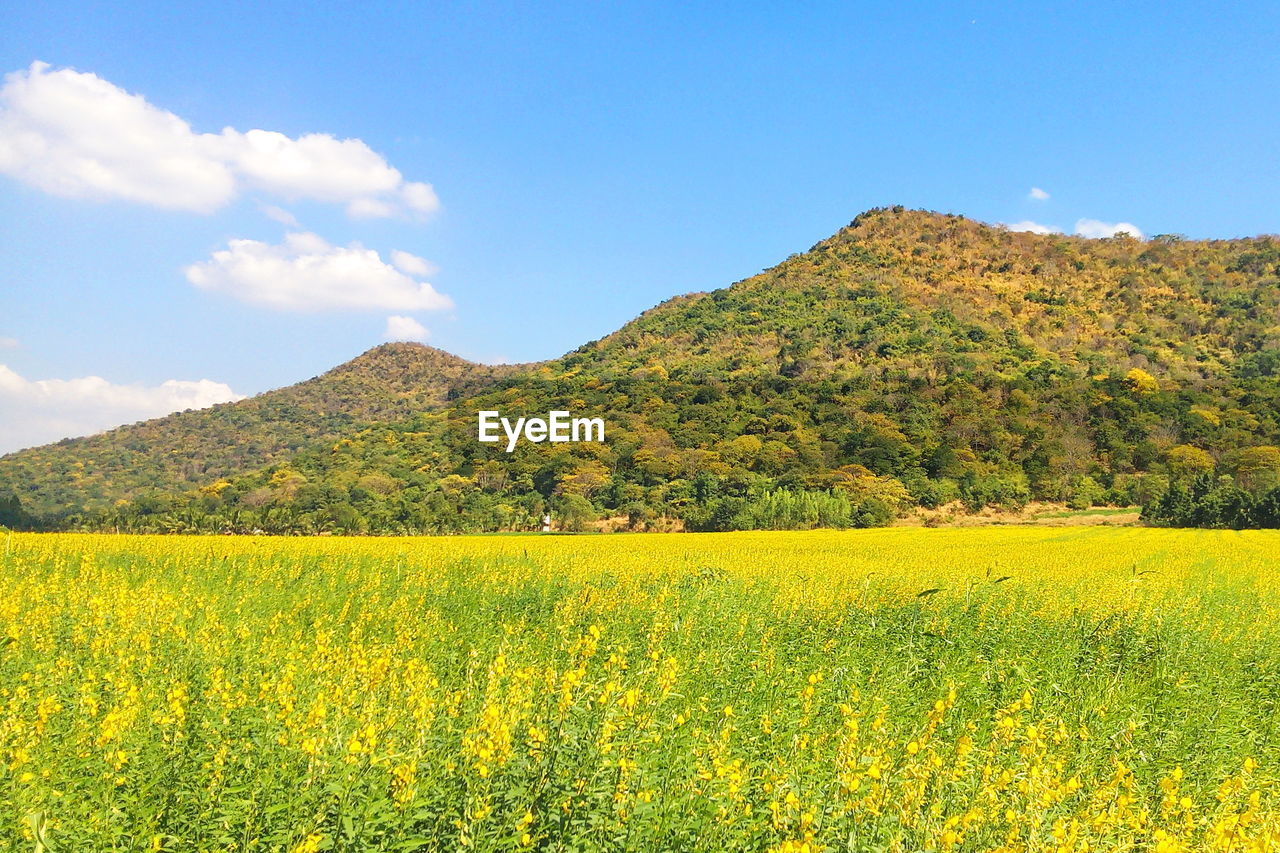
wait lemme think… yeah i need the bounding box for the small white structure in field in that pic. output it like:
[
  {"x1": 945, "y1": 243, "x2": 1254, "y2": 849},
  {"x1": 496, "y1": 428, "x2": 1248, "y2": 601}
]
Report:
[{"x1": 541, "y1": 513, "x2": 552, "y2": 532}]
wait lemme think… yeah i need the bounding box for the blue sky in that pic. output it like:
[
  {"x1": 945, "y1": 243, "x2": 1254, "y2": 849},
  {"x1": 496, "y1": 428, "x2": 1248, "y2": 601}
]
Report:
[{"x1": 1, "y1": 1, "x2": 1278, "y2": 452}]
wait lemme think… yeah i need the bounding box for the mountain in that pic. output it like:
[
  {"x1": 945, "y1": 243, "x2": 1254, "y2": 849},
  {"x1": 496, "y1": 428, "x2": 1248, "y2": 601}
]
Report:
[
  {"x1": 4, "y1": 207, "x2": 1280, "y2": 532},
  {"x1": 0, "y1": 344, "x2": 526, "y2": 518},
  {"x1": 566, "y1": 207, "x2": 1278, "y2": 381}
]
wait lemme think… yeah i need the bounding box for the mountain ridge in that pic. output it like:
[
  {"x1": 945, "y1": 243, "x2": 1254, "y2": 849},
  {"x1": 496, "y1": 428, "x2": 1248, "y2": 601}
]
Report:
[
  {"x1": 0, "y1": 342, "x2": 533, "y2": 516},
  {"x1": 4, "y1": 207, "x2": 1280, "y2": 530}
]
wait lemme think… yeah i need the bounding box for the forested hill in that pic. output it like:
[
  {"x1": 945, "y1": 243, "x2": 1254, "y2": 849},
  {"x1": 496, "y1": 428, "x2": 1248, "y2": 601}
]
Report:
[
  {"x1": 565, "y1": 207, "x2": 1280, "y2": 382},
  {"x1": 4, "y1": 207, "x2": 1280, "y2": 532},
  {"x1": 0, "y1": 344, "x2": 526, "y2": 517}
]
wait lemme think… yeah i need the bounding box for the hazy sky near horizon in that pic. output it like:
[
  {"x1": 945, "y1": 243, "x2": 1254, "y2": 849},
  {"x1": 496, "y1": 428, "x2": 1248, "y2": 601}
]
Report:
[{"x1": 2, "y1": 1, "x2": 1278, "y2": 453}]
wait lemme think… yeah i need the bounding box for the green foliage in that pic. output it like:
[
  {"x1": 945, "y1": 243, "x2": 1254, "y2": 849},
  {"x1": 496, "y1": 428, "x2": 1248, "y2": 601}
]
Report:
[
  {"x1": 0, "y1": 492, "x2": 37, "y2": 531},
  {"x1": 682, "y1": 488, "x2": 888, "y2": 532},
  {"x1": 1067, "y1": 475, "x2": 1107, "y2": 510},
  {"x1": 1165, "y1": 445, "x2": 1216, "y2": 479},
  {"x1": 1142, "y1": 474, "x2": 1280, "y2": 529}
]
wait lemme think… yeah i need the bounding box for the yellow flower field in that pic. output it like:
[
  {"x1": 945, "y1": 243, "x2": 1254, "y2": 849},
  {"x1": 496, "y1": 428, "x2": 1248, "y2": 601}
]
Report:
[{"x1": 2, "y1": 528, "x2": 1279, "y2": 851}]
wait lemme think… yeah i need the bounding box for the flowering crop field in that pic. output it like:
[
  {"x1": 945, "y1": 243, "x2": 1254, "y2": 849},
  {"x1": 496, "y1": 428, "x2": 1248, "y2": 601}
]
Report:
[{"x1": 2, "y1": 528, "x2": 1279, "y2": 852}]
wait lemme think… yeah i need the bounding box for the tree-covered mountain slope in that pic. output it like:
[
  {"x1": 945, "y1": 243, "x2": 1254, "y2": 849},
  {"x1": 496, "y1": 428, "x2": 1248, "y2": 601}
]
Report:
[
  {"x1": 565, "y1": 207, "x2": 1280, "y2": 382},
  {"x1": 0, "y1": 343, "x2": 527, "y2": 517},
  {"x1": 5, "y1": 207, "x2": 1280, "y2": 532}
]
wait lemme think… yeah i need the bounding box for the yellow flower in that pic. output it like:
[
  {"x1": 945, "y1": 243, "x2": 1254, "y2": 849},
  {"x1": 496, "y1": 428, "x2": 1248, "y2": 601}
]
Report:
[{"x1": 290, "y1": 834, "x2": 324, "y2": 853}]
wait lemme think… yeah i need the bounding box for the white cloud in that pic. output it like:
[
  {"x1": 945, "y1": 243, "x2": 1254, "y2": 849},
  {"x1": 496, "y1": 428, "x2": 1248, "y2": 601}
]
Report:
[
  {"x1": 185, "y1": 231, "x2": 453, "y2": 312},
  {"x1": 0, "y1": 364, "x2": 243, "y2": 454},
  {"x1": 400, "y1": 182, "x2": 439, "y2": 213},
  {"x1": 390, "y1": 249, "x2": 435, "y2": 277},
  {"x1": 346, "y1": 198, "x2": 398, "y2": 219},
  {"x1": 260, "y1": 204, "x2": 300, "y2": 227},
  {"x1": 1003, "y1": 220, "x2": 1062, "y2": 235},
  {"x1": 0, "y1": 337, "x2": 17, "y2": 349},
  {"x1": 0, "y1": 61, "x2": 437, "y2": 218},
  {"x1": 0, "y1": 62, "x2": 234, "y2": 211},
  {"x1": 1074, "y1": 218, "x2": 1144, "y2": 240},
  {"x1": 1028, "y1": 187, "x2": 1050, "y2": 201},
  {"x1": 384, "y1": 315, "x2": 430, "y2": 342}
]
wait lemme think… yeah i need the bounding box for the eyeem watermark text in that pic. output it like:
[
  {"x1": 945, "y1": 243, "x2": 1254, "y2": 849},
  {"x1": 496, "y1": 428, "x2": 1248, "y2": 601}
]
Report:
[{"x1": 478, "y1": 410, "x2": 605, "y2": 452}]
